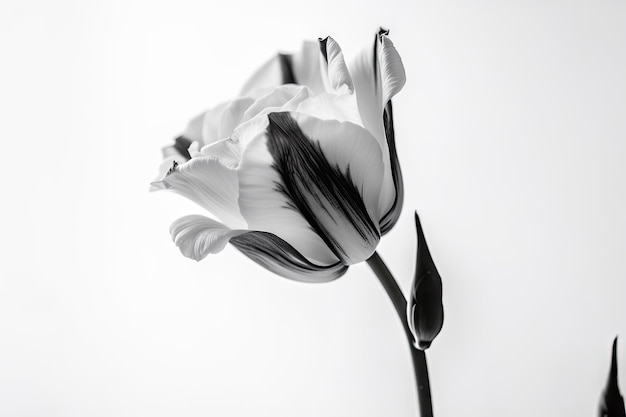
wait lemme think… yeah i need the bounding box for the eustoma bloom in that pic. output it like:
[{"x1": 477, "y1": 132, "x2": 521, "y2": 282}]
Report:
[{"x1": 152, "y1": 29, "x2": 406, "y2": 282}]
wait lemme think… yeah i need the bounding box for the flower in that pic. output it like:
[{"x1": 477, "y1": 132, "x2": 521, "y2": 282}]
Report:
[{"x1": 152, "y1": 29, "x2": 406, "y2": 282}]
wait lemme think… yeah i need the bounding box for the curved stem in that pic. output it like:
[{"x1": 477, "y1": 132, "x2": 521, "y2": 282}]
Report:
[{"x1": 366, "y1": 251, "x2": 433, "y2": 417}]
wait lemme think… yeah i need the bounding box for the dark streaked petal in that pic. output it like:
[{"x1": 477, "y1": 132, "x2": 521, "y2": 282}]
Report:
[
  {"x1": 266, "y1": 112, "x2": 380, "y2": 265},
  {"x1": 294, "y1": 111, "x2": 383, "y2": 223},
  {"x1": 230, "y1": 231, "x2": 347, "y2": 283},
  {"x1": 236, "y1": 123, "x2": 339, "y2": 266},
  {"x1": 170, "y1": 215, "x2": 245, "y2": 261},
  {"x1": 379, "y1": 100, "x2": 404, "y2": 235}
]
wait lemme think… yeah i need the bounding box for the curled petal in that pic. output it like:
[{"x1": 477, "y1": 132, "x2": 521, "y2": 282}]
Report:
[
  {"x1": 185, "y1": 102, "x2": 228, "y2": 146},
  {"x1": 218, "y1": 97, "x2": 256, "y2": 140},
  {"x1": 350, "y1": 29, "x2": 406, "y2": 230},
  {"x1": 170, "y1": 215, "x2": 245, "y2": 261},
  {"x1": 152, "y1": 156, "x2": 181, "y2": 188},
  {"x1": 151, "y1": 157, "x2": 246, "y2": 229},
  {"x1": 379, "y1": 101, "x2": 404, "y2": 235},
  {"x1": 241, "y1": 84, "x2": 311, "y2": 125},
  {"x1": 379, "y1": 35, "x2": 406, "y2": 105},
  {"x1": 230, "y1": 231, "x2": 348, "y2": 283},
  {"x1": 318, "y1": 36, "x2": 353, "y2": 94},
  {"x1": 193, "y1": 137, "x2": 241, "y2": 169}
]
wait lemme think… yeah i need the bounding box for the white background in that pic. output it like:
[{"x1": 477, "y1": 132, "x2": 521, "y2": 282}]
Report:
[{"x1": 1, "y1": 1, "x2": 625, "y2": 416}]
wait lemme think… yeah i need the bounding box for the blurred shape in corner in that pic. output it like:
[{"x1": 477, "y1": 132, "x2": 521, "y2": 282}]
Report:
[{"x1": 600, "y1": 337, "x2": 626, "y2": 417}]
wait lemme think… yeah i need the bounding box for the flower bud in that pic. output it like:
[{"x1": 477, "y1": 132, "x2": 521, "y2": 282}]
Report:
[
  {"x1": 407, "y1": 212, "x2": 444, "y2": 350},
  {"x1": 152, "y1": 31, "x2": 407, "y2": 282}
]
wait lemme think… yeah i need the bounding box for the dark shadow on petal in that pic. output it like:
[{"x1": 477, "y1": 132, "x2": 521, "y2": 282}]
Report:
[
  {"x1": 161, "y1": 136, "x2": 192, "y2": 161},
  {"x1": 230, "y1": 231, "x2": 347, "y2": 283},
  {"x1": 318, "y1": 37, "x2": 329, "y2": 63},
  {"x1": 279, "y1": 53, "x2": 297, "y2": 85},
  {"x1": 379, "y1": 100, "x2": 404, "y2": 235}
]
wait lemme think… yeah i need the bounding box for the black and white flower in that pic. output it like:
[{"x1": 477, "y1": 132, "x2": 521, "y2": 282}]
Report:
[{"x1": 152, "y1": 30, "x2": 406, "y2": 282}]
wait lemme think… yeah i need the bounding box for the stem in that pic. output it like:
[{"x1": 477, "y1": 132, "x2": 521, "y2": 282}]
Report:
[{"x1": 366, "y1": 251, "x2": 433, "y2": 417}]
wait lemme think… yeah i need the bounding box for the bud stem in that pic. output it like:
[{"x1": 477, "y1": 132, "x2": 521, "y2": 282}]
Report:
[{"x1": 367, "y1": 251, "x2": 434, "y2": 417}]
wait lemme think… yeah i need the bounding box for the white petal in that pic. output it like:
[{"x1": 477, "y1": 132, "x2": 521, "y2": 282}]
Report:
[
  {"x1": 319, "y1": 36, "x2": 353, "y2": 94},
  {"x1": 241, "y1": 84, "x2": 310, "y2": 124},
  {"x1": 296, "y1": 92, "x2": 362, "y2": 126},
  {"x1": 194, "y1": 138, "x2": 241, "y2": 169},
  {"x1": 236, "y1": 129, "x2": 339, "y2": 266},
  {"x1": 379, "y1": 35, "x2": 406, "y2": 108},
  {"x1": 170, "y1": 215, "x2": 245, "y2": 261},
  {"x1": 183, "y1": 102, "x2": 225, "y2": 146},
  {"x1": 183, "y1": 112, "x2": 205, "y2": 144},
  {"x1": 240, "y1": 42, "x2": 326, "y2": 96},
  {"x1": 350, "y1": 36, "x2": 385, "y2": 145},
  {"x1": 350, "y1": 30, "x2": 406, "y2": 220},
  {"x1": 240, "y1": 55, "x2": 284, "y2": 96},
  {"x1": 218, "y1": 97, "x2": 255, "y2": 140},
  {"x1": 150, "y1": 156, "x2": 181, "y2": 191},
  {"x1": 290, "y1": 41, "x2": 325, "y2": 94},
  {"x1": 233, "y1": 85, "x2": 311, "y2": 151},
  {"x1": 230, "y1": 231, "x2": 348, "y2": 283},
  {"x1": 151, "y1": 157, "x2": 246, "y2": 229}
]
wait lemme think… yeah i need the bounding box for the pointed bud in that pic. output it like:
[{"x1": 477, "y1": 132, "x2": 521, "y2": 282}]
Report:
[
  {"x1": 599, "y1": 337, "x2": 626, "y2": 417},
  {"x1": 407, "y1": 212, "x2": 444, "y2": 350}
]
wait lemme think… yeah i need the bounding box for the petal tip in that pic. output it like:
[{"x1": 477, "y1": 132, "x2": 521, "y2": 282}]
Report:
[{"x1": 149, "y1": 181, "x2": 165, "y2": 192}]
